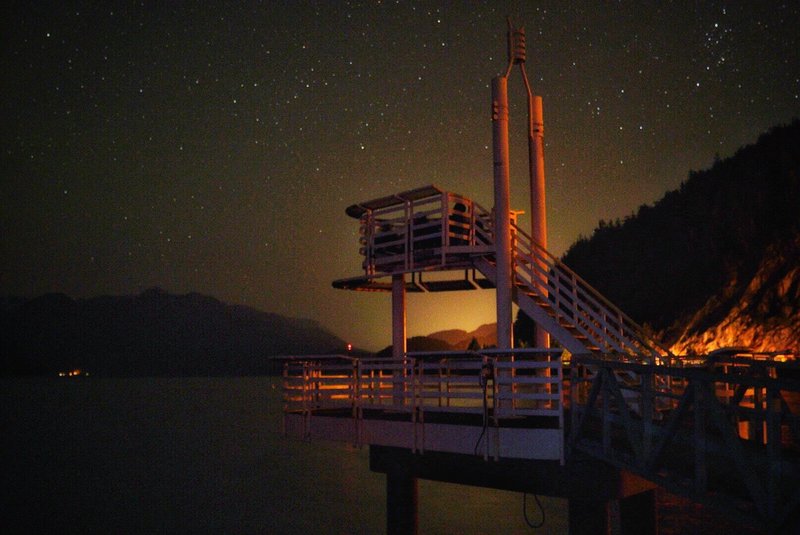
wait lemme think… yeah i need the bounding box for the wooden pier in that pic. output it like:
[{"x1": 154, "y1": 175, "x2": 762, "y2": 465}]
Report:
[
  {"x1": 283, "y1": 348, "x2": 800, "y2": 533},
  {"x1": 284, "y1": 24, "x2": 800, "y2": 532},
  {"x1": 281, "y1": 183, "x2": 799, "y2": 533}
]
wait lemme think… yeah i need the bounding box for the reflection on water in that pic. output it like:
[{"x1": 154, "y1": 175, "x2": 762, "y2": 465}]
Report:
[
  {"x1": 1, "y1": 377, "x2": 565, "y2": 534},
  {"x1": 3, "y1": 376, "x2": 781, "y2": 533}
]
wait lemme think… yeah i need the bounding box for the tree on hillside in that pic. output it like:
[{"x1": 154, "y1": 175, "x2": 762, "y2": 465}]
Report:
[
  {"x1": 514, "y1": 312, "x2": 536, "y2": 348},
  {"x1": 516, "y1": 120, "x2": 800, "y2": 344}
]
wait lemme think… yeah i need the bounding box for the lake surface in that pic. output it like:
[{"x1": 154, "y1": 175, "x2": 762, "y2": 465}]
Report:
[
  {"x1": 2, "y1": 377, "x2": 568, "y2": 534},
  {"x1": 3, "y1": 376, "x2": 769, "y2": 534}
]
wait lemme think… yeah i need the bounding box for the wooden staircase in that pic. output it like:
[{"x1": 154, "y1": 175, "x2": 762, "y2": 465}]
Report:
[{"x1": 474, "y1": 222, "x2": 671, "y2": 361}]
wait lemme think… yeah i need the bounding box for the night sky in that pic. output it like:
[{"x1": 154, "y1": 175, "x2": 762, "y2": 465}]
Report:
[{"x1": 2, "y1": 2, "x2": 799, "y2": 350}]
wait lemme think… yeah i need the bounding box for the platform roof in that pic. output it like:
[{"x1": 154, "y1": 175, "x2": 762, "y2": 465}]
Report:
[
  {"x1": 344, "y1": 184, "x2": 444, "y2": 219},
  {"x1": 332, "y1": 271, "x2": 495, "y2": 293}
]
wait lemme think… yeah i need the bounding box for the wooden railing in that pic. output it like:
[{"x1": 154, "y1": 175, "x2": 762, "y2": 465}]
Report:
[
  {"x1": 358, "y1": 191, "x2": 493, "y2": 275},
  {"x1": 511, "y1": 221, "x2": 671, "y2": 360},
  {"x1": 569, "y1": 354, "x2": 800, "y2": 531},
  {"x1": 284, "y1": 350, "x2": 562, "y2": 415}
]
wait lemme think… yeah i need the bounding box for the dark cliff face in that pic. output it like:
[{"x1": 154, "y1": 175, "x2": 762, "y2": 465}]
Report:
[
  {"x1": 541, "y1": 120, "x2": 800, "y2": 355},
  {"x1": 668, "y1": 233, "x2": 800, "y2": 354},
  {"x1": 0, "y1": 288, "x2": 345, "y2": 376}
]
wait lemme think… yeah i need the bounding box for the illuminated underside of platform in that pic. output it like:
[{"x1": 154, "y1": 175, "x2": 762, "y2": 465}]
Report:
[
  {"x1": 283, "y1": 411, "x2": 563, "y2": 461},
  {"x1": 332, "y1": 264, "x2": 496, "y2": 292}
]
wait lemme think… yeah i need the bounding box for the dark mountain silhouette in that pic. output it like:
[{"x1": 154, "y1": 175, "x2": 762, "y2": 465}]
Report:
[
  {"x1": 1, "y1": 288, "x2": 346, "y2": 376},
  {"x1": 516, "y1": 120, "x2": 800, "y2": 354},
  {"x1": 375, "y1": 325, "x2": 499, "y2": 358},
  {"x1": 427, "y1": 323, "x2": 497, "y2": 349},
  {"x1": 375, "y1": 335, "x2": 454, "y2": 359}
]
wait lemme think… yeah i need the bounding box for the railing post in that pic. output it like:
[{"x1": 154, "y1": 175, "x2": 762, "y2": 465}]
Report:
[
  {"x1": 570, "y1": 273, "x2": 579, "y2": 322},
  {"x1": 491, "y1": 355, "x2": 499, "y2": 460},
  {"x1": 302, "y1": 361, "x2": 311, "y2": 438},
  {"x1": 363, "y1": 213, "x2": 373, "y2": 276},
  {"x1": 570, "y1": 362, "x2": 580, "y2": 451},
  {"x1": 392, "y1": 273, "x2": 407, "y2": 407},
  {"x1": 281, "y1": 361, "x2": 291, "y2": 437},
  {"x1": 440, "y1": 192, "x2": 447, "y2": 266},
  {"x1": 404, "y1": 200, "x2": 412, "y2": 271},
  {"x1": 753, "y1": 380, "x2": 764, "y2": 444},
  {"x1": 442, "y1": 362, "x2": 449, "y2": 408},
  {"x1": 468, "y1": 200, "x2": 476, "y2": 245},
  {"x1": 557, "y1": 353, "x2": 565, "y2": 464},
  {"x1": 766, "y1": 382, "x2": 780, "y2": 519},
  {"x1": 602, "y1": 368, "x2": 611, "y2": 456},
  {"x1": 641, "y1": 370, "x2": 654, "y2": 468},
  {"x1": 693, "y1": 380, "x2": 708, "y2": 495}
]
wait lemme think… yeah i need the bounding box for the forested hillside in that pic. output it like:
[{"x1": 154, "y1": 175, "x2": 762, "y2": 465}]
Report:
[
  {"x1": 1, "y1": 288, "x2": 345, "y2": 376},
  {"x1": 518, "y1": 120, "x2": 800, "y2": 353}
]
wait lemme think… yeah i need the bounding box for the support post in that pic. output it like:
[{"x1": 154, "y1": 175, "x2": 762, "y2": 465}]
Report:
[
  {"x1": 492, "y1": 75, "x2": 513, "y2": 411},
  {"x1": 620, "y1": 490, "x2": 658, "y2": 535},
  {"x1": 641, "y1": 370, "x2": 654, "y2": 467},
  {"x1": 693, "y1": 380, "x2": 708, "y2": 495},
  {"x1": 568, "y1": 490, "x2": 657, "y2": 535},
  {"x1": 528, "y1": 93, "x2": 550, "y2": 350},
  {"x1": 392, "y1": 273, "x2": 407, "y2": 405},
  {"x1": 568, "y1": 499, "x2": 616, "y2": 535},
  {"x1": 492, "y1": 75, "x2": 513, "y2": 351},
  {"x1": 386, "y1": 464, "x2": 418, "y2": 535}
]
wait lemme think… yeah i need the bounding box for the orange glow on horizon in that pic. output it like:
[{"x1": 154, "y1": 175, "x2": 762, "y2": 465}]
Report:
[{"x1": 59, "y1": 369, "x2": 86, "y2": 377}]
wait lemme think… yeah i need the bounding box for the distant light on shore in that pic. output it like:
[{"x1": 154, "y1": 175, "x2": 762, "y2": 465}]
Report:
[{"x1": 58, "y1": 369, "x2": 88, "y2": 377}]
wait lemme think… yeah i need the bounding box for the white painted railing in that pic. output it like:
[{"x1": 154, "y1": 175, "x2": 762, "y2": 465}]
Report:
[
  {"x1": 510, "y1": 221, "x2": 671, "y2": 361},
  {"x1": 284, "y1": 349, "x2": 566, "y2": 461},
  {"x1": 283, "y1": 349, "x2": 563, "y2": 423},
  {"x1": 568, "y1": 353, "x2": 800, "y2": 529},
  {"x1": 358, "y1": 190, "x2": 493, "y2": 275}
]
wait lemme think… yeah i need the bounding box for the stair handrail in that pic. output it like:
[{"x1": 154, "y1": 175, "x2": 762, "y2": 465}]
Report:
[
  {"x1": 513, "y1": 245, "x2": 630, "y2": 354},
  {"x1": 510, "y1": 221, "x2": 672, "y2": 359}
]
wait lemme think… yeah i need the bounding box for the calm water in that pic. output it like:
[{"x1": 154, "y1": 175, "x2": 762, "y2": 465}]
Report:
[{"x1": 2, "y1": 377, "x2": 567, "y2": 534}]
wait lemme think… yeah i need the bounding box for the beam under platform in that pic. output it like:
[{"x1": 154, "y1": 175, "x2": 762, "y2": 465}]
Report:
[
  {"x1": 386, "y1": 460, "x2": 418, "y2": 535},
  {"x1": 568, "y1": 490, "x2": 657, "y2": 535},
  {"x1": 370, "y1": 446, "x2": 657, "y2": 535}
]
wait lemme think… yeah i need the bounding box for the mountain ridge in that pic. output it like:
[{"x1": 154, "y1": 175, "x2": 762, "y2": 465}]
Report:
[
  {"x1": 427, "y1": 323, "x2": 497, "y2": 349},
  {"x1": 1, "y1": 288, "x2": 346, "y2": 376},
  {"x1": 541, "y1": 120, "x2": 800, "y2": 355}
]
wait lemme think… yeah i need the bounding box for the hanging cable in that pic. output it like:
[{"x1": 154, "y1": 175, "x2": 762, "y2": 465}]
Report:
[
  {"x1": 523, "y1": 492, "x2": 545, "y2": 528},
  {"x1": 473, "y1": 357, "x2": 492, "y2": 456}
]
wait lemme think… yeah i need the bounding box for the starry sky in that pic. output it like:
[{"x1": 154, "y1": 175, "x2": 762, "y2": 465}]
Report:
[{"x1": 2, "y1": 1, "x2": 799, "y2": 351}]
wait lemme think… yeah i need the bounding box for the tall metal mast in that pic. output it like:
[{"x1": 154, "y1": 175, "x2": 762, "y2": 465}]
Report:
[{"x1": 493, "y1": 18, "x2": 550, "y2": 350}]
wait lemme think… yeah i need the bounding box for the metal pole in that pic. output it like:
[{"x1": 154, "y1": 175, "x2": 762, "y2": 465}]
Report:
[
  {"x1": 508, "y1": 20, "x2": 550, "y2": 351},
  {"x1": 492, "y1": 75, "x2": 513, "y2": 352},
  {"x1": 528, "y1": 94, "x2": 550, "y2": 349}
]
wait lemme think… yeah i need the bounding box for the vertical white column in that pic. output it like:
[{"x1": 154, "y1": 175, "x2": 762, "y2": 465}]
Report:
[
  {"x1": 528, "y1": 94, "x2": 550, "y2": 349},
  {"x1": 492, "y1": 76, "x2": 513, "y2": 351}
]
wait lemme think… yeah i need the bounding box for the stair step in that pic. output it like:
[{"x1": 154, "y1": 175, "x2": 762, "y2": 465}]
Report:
[{"x1": 505, "y1": 236, "x2": 670, "y2": 359}]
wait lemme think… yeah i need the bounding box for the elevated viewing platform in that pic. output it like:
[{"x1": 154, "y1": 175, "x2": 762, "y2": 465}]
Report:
[
  {"x1": 332, "y1": 185, "x2": 497, "y2": 293},
  {"x1": 333, "y1": 184, "x2": 672, "y2": 361},
  {"x1": 288, "y1": 22, "x2": 800, "y2": 533},
  {"x1": 306, "y1": 179, "x2": 800, "y2": 531}
]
